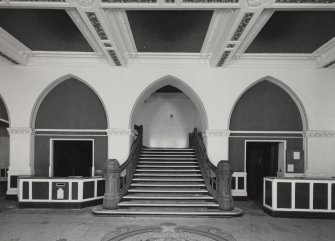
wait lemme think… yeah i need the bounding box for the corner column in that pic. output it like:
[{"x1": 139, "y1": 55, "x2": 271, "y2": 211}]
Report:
[
  {"x1": 106, "y1": 128, "x2": 134, "y2": 165},
  {"x1": 7, "y1": 127, "x2": 35, "y2": 196}
]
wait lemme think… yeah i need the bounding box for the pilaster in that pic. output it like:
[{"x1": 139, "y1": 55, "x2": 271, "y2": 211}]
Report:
[{"x1": 6, "y1": 127, "x2": 35, "y2": 195}]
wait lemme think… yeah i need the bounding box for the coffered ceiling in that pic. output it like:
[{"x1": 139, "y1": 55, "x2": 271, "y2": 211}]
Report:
[{"x1": 0, "y1": 0, "x2": 334, "y2": 68}]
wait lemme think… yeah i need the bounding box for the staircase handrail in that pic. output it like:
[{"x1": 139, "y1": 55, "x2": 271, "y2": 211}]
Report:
[
  {"x1": 119, "y1": 125, "x2": 143, "y2": 197},
  {"x1": 189, "y1": 128, "x2": 234, "y2": 210},
  {"x1": 189, "y1": 128, "x2": 217, "y2": 199}
]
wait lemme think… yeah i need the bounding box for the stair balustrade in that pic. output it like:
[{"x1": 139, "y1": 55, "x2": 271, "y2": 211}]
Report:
[
  {"x1": 103, "y1": 125, "x2": 143, "y2": 210},
  {"x1": 189, "y1": 128, "x2": 234, "y2": 211}
]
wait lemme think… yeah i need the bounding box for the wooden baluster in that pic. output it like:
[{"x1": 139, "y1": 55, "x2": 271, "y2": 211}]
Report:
[
  {"x1": 216, "y1": 160, "x2": 234, "y2": 211},
  {"x1": 103, "y1": 159, "x2": 120, "y2": 210}
]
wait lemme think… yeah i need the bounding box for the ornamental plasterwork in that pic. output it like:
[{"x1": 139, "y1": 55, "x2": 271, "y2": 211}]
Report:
[
  {"x1": 275, "y1": 0, "x2": 335, "y2": 3},
  {"x1": 203, "y1": 130, "x2": 231, "y2": 137},
  {"x1": 247, "y1": 0, "x2": 267, "y2": 7},
  {"x1": 86, "y1": 12, "x2": 108, "y2": 40},
  {"x1": 107, "y1": 49, "x2": 122, "y2": 66},
  {"x1": 183, "y1": 0, "x2": 238, "y2": 3},
  {"x1": 72, "y1": 0, "x2": 94, "y2": 7},
  {"x1": 7, "y1": 128, "x2": 35, "y2": 135},
  {"x1": 106, "y1": 128, "x2": 134, "y2": 136},
  {"x1": 10, "y1": 0, "x2": 65, "y2": 2},
  {"x1": 217, "y1": 51, "x2": 230, "y2": 67},
  {"x1": 0, "y1": 51, "x2": 19, "y2": 64},
  {"x1": 102, "y1": 0, "x2": 157, "y2": 3},
  {"x1": 305, "y1": 130, "x2": 335, "y2": 138},
  {"x1": 231, "y1": 12, "x2": 254, "y2": 41}
]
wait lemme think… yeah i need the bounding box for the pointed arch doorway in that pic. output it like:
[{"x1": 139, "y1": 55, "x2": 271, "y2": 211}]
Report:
[{"x1": 130, "y1": 76, "x2": 208, "y2": 148}]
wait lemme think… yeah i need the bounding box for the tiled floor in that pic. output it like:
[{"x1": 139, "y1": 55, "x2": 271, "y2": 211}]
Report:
[{"x1": 0, "y1": 199, "x2": 334, "y2": 241}]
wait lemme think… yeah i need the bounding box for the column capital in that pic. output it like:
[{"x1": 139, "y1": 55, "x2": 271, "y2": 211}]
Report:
[
  {"x1": 202, "y1": 129, "x2": 231, "y2": 138},
  {"x1": 304, "y1": 130, "x2": 335, "y2": 138},
  {"x1": 7, "y1": 127, "x2": 35, "y2": 135},
  {"x1": 106, "y1": 128, "x2": 134, "y2": 136}
]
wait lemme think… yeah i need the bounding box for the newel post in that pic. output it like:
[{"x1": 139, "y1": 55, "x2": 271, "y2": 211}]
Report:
[
  {"x1": 103, "y1": 159, "x2": 120, "y2": 209},
  {"x1": 216, "y1": 160, "x2": 234, "y2": 211}
]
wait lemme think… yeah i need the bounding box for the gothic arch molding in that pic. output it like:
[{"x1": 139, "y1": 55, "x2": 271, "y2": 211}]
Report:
[
  {"x1": 0, "y1": 94, "x2": 10, "y2": 126},
  {"x1": 227, "y1": 75, "x2": 309, "y2": 131},
  {"x1": 129, "y1": 75, "x2": 208, "y2": 131},
  {"x1": 30, "y1": 74, "x2": 109, "y2": 129}
]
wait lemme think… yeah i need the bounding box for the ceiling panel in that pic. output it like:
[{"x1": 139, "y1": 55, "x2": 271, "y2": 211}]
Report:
[
  {"x1": 126, "y1": 10, "x2": 213, "y2": 53},
  {"x1": 0, "y1": 9, "x2": 93, "y2": 52},
  {"x1": 246, "y1": 11, "x2": 335, "y2": 54}
]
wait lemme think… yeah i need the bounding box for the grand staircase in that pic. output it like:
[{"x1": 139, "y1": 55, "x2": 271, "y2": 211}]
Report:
[{"x1": 94, "y1": 147, "x2": 242, "y2": 216}]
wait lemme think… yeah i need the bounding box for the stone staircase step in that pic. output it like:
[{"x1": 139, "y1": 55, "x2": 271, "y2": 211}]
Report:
[
  {"x1": 118, "y1": 202, "x2": 218, "y2": 207},
  {"x1": 128, "y1": 189, "x2": 208, "y2": 193},
  {"x1": 137, "y1": 165, "x2": 199, "y2": 168},
  {"x1": 123, "y1": 195, "x2": 214, "y2": 200},
  {"x1": 131, "y1": 183, "x2": 206, "y2": 187},
  {"x1": 136, "y1": 169, "x2": 200, "y2": 172},
  {"x1": 133, "y1": 178, "x2": 204, "y2": 182},
  {"x1": 134, "y1": 173, "x2": 202, "y2": 177}
]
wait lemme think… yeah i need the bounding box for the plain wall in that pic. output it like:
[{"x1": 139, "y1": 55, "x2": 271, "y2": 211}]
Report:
[{"x1": 134, "y1": 93, "x2": 201, "y2": 148}]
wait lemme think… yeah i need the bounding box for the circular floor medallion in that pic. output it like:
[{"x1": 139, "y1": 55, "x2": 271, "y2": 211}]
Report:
[{"x1": 102, "y1": 223, "x2": 236, "y2": 241}]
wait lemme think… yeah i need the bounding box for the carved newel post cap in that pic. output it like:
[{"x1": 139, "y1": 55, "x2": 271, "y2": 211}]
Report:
[
  {"x1": 217, "y1": 160, "x2": 230, "y2": 170},
  {"x1": 104, "y1": 159, "x2": 120, "y2": 174}
]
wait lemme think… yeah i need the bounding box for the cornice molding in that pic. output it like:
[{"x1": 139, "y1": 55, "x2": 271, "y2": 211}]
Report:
[
  {"x1": 305, "y1": 130, "x2": 335, "y2": 138},
  {"x1": 106, "y1": 128, "x2": 134, "y2": 136},
  {"x1": 7, "y1": 128, "x2": 35, "y2": 135},
  {"x1": 203, "y1": 130, "x2": 231, "y2": 137},
  {"x1": 0, "y1": 28, "x2": 31, "y2": 65},
  {"x1": 247, "y1": 0, "x2": 268, "y2": 7},
  {"x1": 314, "y1": 37, "x2": 335, "y2": 68}
]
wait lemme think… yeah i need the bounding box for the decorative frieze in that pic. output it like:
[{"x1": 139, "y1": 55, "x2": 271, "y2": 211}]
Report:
[
  {"x1": 106, "y1": 129, "x2": 134, "y2": 136},
  {"x1": 72, "y1": 0, "x2": 94, "y2": 7},
  {"x1": 183, "y1": 0, "x2": 238, "y2": 3},
  {"x1": 227, "y1": 44, "x2": 235, "y2": 48},
  {"x1": 275, "y1": 0, "x2": 335, "y2": 3},
  {"x1": 10, "y1": 0, "x2": 65, "y2": 2},
  {"x1": 305, "y1": 130, "x2": 335, "y2": 138},
  {"x1": 231, "y1": 12, "x2": 254, "y2": 41},
  {"x1": 7, "y1": 128, "x2": 35, "y2": 135},
  {"x1": 216, "y1": 51, "x2": 230, "y2": 67},
  {"x1": 0, "y1": 51, "x2": 19, "y2": 65},
  {"x1": 102, "y1": 0, "x2": 157, "y2": 3},
  {"x1": 107, "y1": 50, "x2": 121, "y2": 66},
  {"x1": 86, "y1": 12, "x2": 108, "y2": 40},
  {"x1": 323, "y1": 60, "x2": 335, "y2": 68},
  {"x1": 247, "y1": 0, "x2": 267, "y2": 7},
  {"x1": 203, "y1": 130, "x2": 231, "y2": 137},
  {"x1": 104, "y1": 43, "x2": 112, "y2": 47}
]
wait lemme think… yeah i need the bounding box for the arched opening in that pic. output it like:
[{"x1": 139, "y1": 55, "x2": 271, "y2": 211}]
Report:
[
  {"x1": 130, "y1": 76, "x2": 208, "y2": 148},
  {"x1": 0, "y1": 95, "x2": 10, "y2": 198},
  {"x1": 228, "y1": 77, "x2": 307, "y2": 202},
  {"x1": 31, "y1": 75, "x2": 108, "y2": 178}
]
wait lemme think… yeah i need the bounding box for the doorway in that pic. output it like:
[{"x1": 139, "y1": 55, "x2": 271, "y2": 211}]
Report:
[
  {"x1": 52, "y1": 140, "x2": 93, "y2": 177},
  {"x1": 246, "y1": 142, "x2": 281, "y2": 202}
]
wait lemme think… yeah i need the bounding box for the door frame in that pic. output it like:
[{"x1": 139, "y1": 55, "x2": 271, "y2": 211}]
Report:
[{"x1": 49, "y1": 138, "x2": 95, "y2": 177}]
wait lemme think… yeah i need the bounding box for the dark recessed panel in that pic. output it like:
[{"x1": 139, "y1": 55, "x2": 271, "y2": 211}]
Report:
[
  {"x1": 277, "y1": 182, "x2": 291, "y2": 209},
  {"x1": 127, "y1": 10, "x2": 213, "y2": 53},
  {"x1": 295, "y1": 183, "x2": 309, "y2": 209},
  {"x1": 97, "y1": 180, "x2": 105, "y2": 197},
  {"x1": 72, "y1": 182, "x2": 78, "y2": 200},
  {"x1": 246, "y1": 11, "x2": 335, "y2": 53},
  {"x1": 313, "y1": 183, "x2": 328, "y2": 210},
  {"x1": 156, "y1": 85, "x2": 182, "y2": 93},
  {"x1": 83, "y1": 181, "x2": 95, "y2": 199},
  {"x1": 32, "y1": 182, "x2": 49, "y2": 200},
  {"x1": 22, "y1": 182, "x2": 29, "y2": 200},
  {"x1": 231, "y1": 177, "x2": 236, "y2": 190},
  {"x1": 238, "y1": 177, "x2": 244, "y2": 190},
  {"x1": 0, "y1": 9, "x2": 93, "y2": 52},
  {"x1": 265, "y1": 180, "x2": 272, "y2": 206}
]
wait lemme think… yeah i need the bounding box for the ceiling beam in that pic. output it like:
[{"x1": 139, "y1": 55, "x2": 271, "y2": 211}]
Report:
[
  {"x1": 314, "y1": 38, "x2": 335, "y2": 68},
  {"x1": 0, "y1": 27, "x2": 31, "y2": 65}
]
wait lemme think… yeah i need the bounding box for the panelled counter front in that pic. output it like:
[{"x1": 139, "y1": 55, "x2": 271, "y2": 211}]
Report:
[
  {"x1": 264, "y1": 177, "x2": 335, "y2": 218},
  {"x1": 18, "y1": 176, "x2": 105, "y2": 208}
]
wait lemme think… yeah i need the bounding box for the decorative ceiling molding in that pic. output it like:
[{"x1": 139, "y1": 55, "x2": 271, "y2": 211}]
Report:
[
  {"x1": 235, "y1": 9, "x2": 274, "y2": 55},
  {"x1": 275, "y1": 0, "x2": 335, "y2": 3},
  {"x1": 247, "y1": 0, "x2": 267, "y2": 7},
  {"x1": 66, "y1": 9, "x2": 103, "y2": 55},
  {"x1": 106, "y1": 128, "x2": 134, "y2": 136},
  {"x1": 313, "y1": 38, "x2": 335, "y2": 68},
  {"x1": 203, "y1": 129, "x2": 231, "y2": 137},
  {"x1": 0, "y1": 28, "x2": 31, "y2": 65},
  {"x1": 7, "y1": 127, "x2": 35, "y2": 135}
]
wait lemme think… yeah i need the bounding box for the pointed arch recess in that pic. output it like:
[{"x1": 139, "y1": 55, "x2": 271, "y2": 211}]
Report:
[
  {"x1": 30, "y1": 74, "x2": 109, "y2": 129},
  {"x1": 228, "y1": 76, "x2": 308, "y2": 131},
  {"x1": 129, "y1": 75, "x2": 208, "y2": 131}
]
